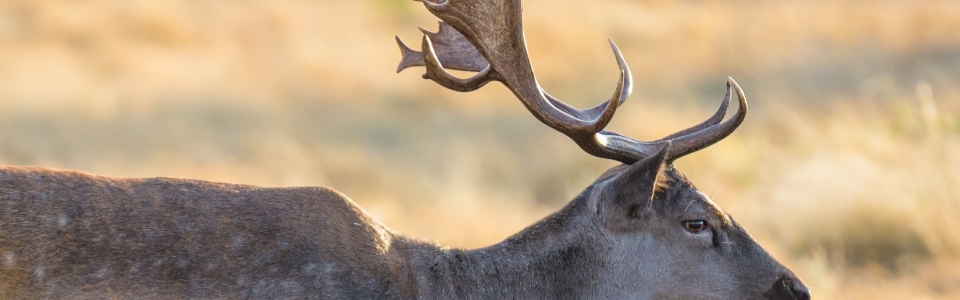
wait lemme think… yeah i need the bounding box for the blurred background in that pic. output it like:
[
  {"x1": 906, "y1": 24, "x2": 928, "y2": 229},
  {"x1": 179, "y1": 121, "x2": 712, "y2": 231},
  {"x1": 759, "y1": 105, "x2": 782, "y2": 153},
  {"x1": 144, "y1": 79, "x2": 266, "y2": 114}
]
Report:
[{"x1": 0, "y1": 0, "x2": 958, "y2": 298}]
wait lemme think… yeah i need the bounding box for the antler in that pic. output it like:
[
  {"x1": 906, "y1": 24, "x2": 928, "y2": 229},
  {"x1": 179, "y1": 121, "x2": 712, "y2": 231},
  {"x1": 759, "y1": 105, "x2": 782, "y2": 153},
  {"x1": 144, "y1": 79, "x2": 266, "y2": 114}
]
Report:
[{"x1": 396, "y1": 0, "x2": 747, "y2": 164}]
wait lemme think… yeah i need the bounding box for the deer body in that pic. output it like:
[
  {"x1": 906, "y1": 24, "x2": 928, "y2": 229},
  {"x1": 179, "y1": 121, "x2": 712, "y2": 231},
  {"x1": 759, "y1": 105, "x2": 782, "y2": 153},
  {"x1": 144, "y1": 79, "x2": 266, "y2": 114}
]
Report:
[{"x1": 1, "y1": 0, "x2": 811, "y2": 299}]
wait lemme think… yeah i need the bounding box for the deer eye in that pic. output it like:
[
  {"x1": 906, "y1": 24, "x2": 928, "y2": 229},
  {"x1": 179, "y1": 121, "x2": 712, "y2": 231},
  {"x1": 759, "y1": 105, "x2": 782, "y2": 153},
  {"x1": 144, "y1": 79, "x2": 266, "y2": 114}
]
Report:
[{"x1": 683, "y1": 220, "x2": 708, "y2": 233}]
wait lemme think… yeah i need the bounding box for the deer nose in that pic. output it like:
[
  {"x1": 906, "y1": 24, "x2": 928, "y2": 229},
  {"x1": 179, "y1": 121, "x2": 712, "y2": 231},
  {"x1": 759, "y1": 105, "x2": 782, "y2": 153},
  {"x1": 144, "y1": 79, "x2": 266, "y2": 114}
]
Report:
[
  {"x1": 767, "y1": 273, "x2": 810, "y2": 300},
  {"x1": 789, "y1": 279, "x2": 810, "y2": 300}
]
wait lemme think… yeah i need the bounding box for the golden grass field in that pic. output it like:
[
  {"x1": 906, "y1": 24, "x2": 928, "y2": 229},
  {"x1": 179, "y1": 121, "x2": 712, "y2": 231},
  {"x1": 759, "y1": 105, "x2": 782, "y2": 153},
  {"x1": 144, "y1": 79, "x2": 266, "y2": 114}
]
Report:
[{"x1": 1, "y1": 0, "x2": 959, "y2": 298}]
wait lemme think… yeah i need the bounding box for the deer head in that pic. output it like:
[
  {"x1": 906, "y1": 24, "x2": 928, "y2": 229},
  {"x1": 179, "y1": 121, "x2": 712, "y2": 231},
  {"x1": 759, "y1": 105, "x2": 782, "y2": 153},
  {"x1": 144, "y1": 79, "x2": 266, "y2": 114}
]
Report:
[{"x1": 397, "y1": 0, "x2": 810, "y2": 299}]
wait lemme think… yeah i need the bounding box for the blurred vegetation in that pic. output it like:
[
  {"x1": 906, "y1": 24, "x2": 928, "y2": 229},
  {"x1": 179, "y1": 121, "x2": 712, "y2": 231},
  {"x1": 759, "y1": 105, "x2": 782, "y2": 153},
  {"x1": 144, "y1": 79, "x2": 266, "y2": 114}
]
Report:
[{"x1": 1, "y1": 0, "x2": 959, "y2": 298}]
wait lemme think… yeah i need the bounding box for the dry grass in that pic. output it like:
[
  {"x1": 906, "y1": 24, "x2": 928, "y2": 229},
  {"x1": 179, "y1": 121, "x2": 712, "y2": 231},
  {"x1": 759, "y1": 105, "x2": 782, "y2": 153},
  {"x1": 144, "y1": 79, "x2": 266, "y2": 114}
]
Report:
[{"x1": 1, "y1": 0, "x2": 959, "y2": 298}]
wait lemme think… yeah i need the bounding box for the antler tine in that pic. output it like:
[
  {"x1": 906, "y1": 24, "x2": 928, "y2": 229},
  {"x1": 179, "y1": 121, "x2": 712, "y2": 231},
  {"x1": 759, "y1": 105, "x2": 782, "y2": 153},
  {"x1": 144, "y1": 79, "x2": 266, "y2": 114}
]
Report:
[
  {"x1": 421, "y1": 35, "x2": 497, "y2": 92},
  {"x1": 655, "y1": 83, "x2": 731, "y2": 142},
  {"x1": 396, "y1": 23, "x2": 491, "y2": 74},
  {"x1": 543, "y1": 39, "x2": 633, "y2": 122},
  {"x1": 663, "y1": 77, "x2": 747, "y2": 161}
]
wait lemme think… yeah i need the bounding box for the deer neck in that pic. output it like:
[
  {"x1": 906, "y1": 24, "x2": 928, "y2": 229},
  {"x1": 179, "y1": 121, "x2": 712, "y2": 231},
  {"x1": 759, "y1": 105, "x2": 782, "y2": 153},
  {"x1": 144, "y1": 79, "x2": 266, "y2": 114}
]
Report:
[{"x1": 409, "y1": 200, "x2": 607, "y2": 299}]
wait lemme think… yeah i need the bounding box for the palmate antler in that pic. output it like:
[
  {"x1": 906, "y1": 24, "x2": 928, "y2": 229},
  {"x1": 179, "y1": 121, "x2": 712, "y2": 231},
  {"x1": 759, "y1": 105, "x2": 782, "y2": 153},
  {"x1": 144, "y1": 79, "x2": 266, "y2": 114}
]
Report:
[{"x1": 396, "y1": 0, "x2": 746, "y2": 164}]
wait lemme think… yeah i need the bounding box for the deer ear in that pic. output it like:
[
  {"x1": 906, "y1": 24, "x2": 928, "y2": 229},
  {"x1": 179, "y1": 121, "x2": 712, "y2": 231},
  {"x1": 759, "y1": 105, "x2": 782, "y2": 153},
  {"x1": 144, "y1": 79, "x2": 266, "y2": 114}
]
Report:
[{"x1": 604, "y1": 141, "x2": 671, "y2": 217}]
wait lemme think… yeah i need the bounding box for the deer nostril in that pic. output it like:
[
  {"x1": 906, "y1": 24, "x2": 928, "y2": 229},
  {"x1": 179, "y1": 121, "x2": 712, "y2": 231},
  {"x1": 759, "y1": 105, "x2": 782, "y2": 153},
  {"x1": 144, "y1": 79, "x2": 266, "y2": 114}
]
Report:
[
  {"x1": 793, "y1": 285, "x2": 810, "y2": 300},
  {"x1": 765, "y1": 274, "x2": 810, "y2": 300},
  {"x1": 790, "y1": 279, "x2": 811, "y2": 300}
]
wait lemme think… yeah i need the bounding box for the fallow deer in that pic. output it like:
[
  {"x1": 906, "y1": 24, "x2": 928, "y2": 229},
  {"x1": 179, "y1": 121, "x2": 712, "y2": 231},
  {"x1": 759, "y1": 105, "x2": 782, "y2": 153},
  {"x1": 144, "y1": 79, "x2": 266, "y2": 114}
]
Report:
[{"x1": 0, "y1": 0, "x2": 810, "y2": 299}]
